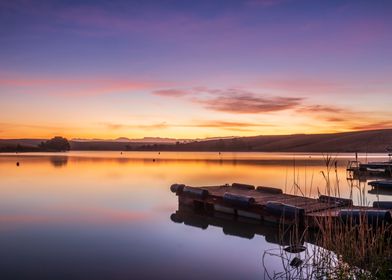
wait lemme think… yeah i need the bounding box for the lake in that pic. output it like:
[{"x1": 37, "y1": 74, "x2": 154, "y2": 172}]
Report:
[{"x1": 0, "y1": 151, "x2": 390, "y2": 279}]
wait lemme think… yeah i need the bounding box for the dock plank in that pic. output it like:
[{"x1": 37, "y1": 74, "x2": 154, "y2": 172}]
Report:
[{"x1": 173, "y1": 183, "x2": 392, "y2": 229}]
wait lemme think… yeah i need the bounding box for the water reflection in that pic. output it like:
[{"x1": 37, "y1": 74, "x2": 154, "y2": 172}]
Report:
[
  {"x1": 1, "y1": 152, "x2": 391, "y2": 207},
  {"x1": 368, "y1": 187, "x2": 392, "y2": 196},
  {"x1": 49, "y1": 156, "x2": 68, "y2": 168},
  {"x1": 170, "y1": 202, "x2": 327, "y2": 279},
  {"x1": 171, "y1": 203, "x2": 312, "y2": 245},
  {"x1": 0, "y1": 152, "x2": 391, "y2": 279}
]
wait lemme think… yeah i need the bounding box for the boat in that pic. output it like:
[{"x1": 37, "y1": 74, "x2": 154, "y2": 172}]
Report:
[{"x1": 347, "y1": 151, "x2": 392, "y2": 178}]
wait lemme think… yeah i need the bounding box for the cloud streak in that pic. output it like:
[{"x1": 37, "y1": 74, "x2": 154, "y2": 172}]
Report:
[
  {"x1": 0, "y1": 75, "x2": 166, "y2": 96},
  {"x1": 197, "y1": 94, "x2": 303, "y2": 114},
  {"x1": 297, "y1": 105, "x2": 345, "y2": 114},
  {"x1": 102, "y1": 122, "x2": 169, "y2": 130},
  {"x1": 153, "y1": 89, "x2": 190, "y2": 97},
  {"x1": 351, "y1": 121, "x2": 392, "y2": 131},
  {"x1": 154, "y1": 87, "x2": 304, "y2": 114},
  {"x1": 102, "y1": 120, "x2": 274, "y2": 133},
  {"x1": 152, "y1": 87, "x2": 392, "y2": 133}
]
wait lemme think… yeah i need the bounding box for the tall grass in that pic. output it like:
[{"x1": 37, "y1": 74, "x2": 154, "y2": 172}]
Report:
[
  {"x1": 264, "y1": 154, "x2": 392, "y2": 279},
  {"x1": 311, "y1": 211, "x2": 391, "y2": 279}
]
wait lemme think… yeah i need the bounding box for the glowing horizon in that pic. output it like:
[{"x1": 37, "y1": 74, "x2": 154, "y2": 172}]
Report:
[{"x1": 1, "y1": 0, "x2": 392, "y2": 139}]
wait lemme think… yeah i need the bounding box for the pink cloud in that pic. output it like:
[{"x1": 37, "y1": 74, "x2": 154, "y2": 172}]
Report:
[
  {"x1": 0, "y1": 75, "x2": 166, "y2": 96},
  {"x1": 297, "y1": 105, "x2": 345, "y2": 114},
  {"x1": 153, "y1": 89, "x2": 190, "y2": 97},
  {"x1": 197, "y1": 94, "x2": 303, "y2": 114},
  {"x1": 154, "y1": 87, "x2": 304, "y2": 114}
]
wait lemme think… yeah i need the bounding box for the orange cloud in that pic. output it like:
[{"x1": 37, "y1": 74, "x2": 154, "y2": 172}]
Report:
[
  {"x1": 193, "y1": 120, "x2": 271, "y2": 128},
  {"x1": 102, "y1": 122, "x2": 169, "y2": 130},
  {"x1": 99, "y1": 120, "x2": 274, "y2": 134},
  {"x1": 296, "y1": 104, "x2": 392, "y2": 131},
  {"x1": 351, "y1": 121, "x2": 392, "y2": 131}
]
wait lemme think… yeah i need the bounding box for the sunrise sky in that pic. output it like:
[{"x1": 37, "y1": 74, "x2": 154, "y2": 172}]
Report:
[{"x1": 1, "y1": 0, "x2": 391, "y2": 139}]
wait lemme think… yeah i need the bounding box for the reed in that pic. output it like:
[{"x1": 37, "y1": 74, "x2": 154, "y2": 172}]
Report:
[
  {"x1": 265, "y1": 155, "x2": 392, "y2": 279},
  {"x1": 312, "y1": 215, "x2": 391, "y2": 279}
]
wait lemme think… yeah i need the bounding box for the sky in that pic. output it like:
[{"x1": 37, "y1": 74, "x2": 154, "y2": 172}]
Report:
[{"x1": 0, "y1": 0, "x2": 392, "y2": 139}]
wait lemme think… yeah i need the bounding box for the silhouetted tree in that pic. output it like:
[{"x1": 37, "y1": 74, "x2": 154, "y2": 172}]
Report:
[{"x1": 39, "y1": 136, "x2": 70, "y2": 152}]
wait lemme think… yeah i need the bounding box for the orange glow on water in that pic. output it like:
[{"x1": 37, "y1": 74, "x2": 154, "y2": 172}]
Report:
[{"x1": 1, "y1": 151, "x2": 390, "y2": 227}]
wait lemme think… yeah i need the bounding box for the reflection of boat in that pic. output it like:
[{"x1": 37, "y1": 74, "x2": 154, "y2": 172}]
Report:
[
  {"x1": 368, "y1": 180, "x2": 392, "y2": 189},
  {"x1": 348, "y1": 170, "x2": 392, "y2": 180},
  {"x1": 368, "y1": 180, "x2": 392, "y2": 195},
  {"x1": 368, "y1": 187, "x2": 392, "y2": 196},
  {"x1": 171, "y1": 205, "x2": 322, "y2": 279}
]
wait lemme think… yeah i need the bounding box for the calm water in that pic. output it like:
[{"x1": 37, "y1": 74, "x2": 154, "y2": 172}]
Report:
[{"x1": 0, "y1": 152, "x2": 390, "y2": 279}]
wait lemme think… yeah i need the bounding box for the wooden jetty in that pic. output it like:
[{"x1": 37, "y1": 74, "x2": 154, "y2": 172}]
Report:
[{"x1": 171, "y1": 183, "x2": 392, "y2": 229}]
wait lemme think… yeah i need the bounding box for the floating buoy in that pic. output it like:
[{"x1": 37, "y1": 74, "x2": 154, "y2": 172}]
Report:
[
  {"x1": 290, "y1": 257, "x2": 303, "y2": 268},
  {"x1": 256, "y1": 186, "x2": 283, "y2": 194},
  {"x1": 265, "y1": 202, "x2": 305, "y2": 220},
  {"x1": 231, "y1": 183, "x2": 255, "y2": 190},
  {"x1": 170, "y1": 213, "x2": 183, "y2": 223},
  {"x1": 182, "y1": 186, "x2": 209, "y2": 199},
  {"x1": 170, "y1": 184, "x2": 185, "y2": 194},
  {"x1": 223, "y1": 192, "x2": 255, "y2": 208},
  {"x1": 184, "y1": 219, "x2": 209, "y2": 230},
  {"x1": 153, "y1": 159, "x2": 155, "y2": 162},
  {"x1": 16, "y1": 162, "x2": 20, "y2": 167},
  {"x1": 284, "y1": 244, "x2": 306, "y2": 253}
]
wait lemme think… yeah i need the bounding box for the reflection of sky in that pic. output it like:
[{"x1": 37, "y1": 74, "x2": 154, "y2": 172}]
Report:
[
  {"x1": 0, "y1": 152, "x2": 390, "y2": 278},
  {"x1": 1, "y1": 1, "x2": 392, "y2": 138}
]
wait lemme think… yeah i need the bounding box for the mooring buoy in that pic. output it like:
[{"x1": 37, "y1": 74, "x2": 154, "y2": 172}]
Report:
[{"x1": 284, "y1": 245, "x2": 306, "y2": 253}]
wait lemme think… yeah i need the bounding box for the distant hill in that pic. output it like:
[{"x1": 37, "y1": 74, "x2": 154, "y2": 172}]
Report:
[
  {"x1": 1, "y1": 129, "x2": 392, "y2": 152},
  {"x1": 71, "y1": 137, "x2": 186, "y2": 144},
  {"x1": 135, "y1": 129, "x2": 392, "y2": 153},
  {"x1": 0, "y1": 139, "x2": 45, "y2": 147},
  {"x1": 0, "y1": 139, "x2": 45, "y2": 151}
]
